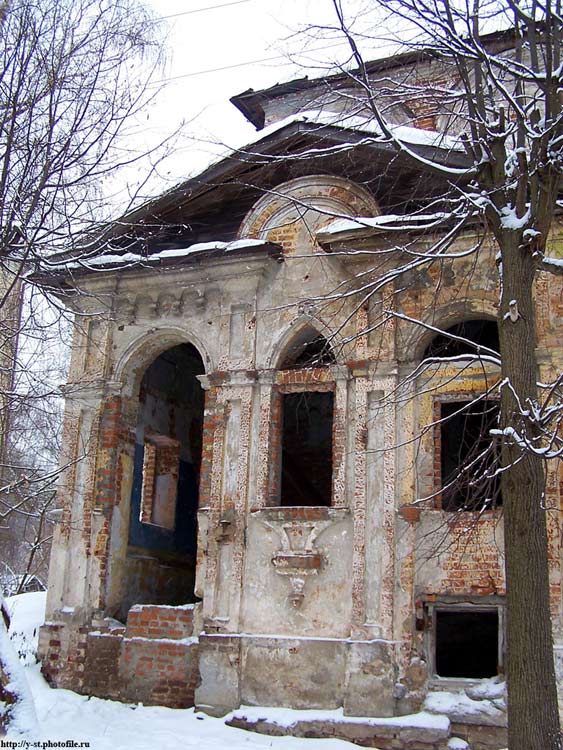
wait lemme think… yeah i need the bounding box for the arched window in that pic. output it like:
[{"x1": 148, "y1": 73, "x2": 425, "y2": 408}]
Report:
[
  {"x1": 279, "y1": 325, "x2": 335, "y2": 369},
  {"x1": 424, "y1": 320, "x2": 502, "y2": 511},
  {"x1": 424, "y1": 319, "x2": 499, "y2": 359},
  {"x1": 273, "y1": 327, "x2": 335, "y2": 507}
]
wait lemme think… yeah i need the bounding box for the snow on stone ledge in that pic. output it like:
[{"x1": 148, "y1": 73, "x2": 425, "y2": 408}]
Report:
[
  {"x1": 448, "y1": 738, "x2": 469, "y2": 750},
  {"x1": 542, "y1": 256, "x2": 563, "y2": 269},
  {"x1": 317, "y1": 212, "x2": 449, "y2": 238},
  {"x1": 424, "y1": 685, "x2": 507, "y2": 727},
  {"x1": 225, "y1": 704, "x2": 450, "y2": 732}
]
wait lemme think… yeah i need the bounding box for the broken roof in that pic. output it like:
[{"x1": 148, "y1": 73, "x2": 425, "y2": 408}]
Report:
[
  {"x1": 230, "y1": 28, "x2": 518, "y2": 130},
  {"x1": 33, "y1": 111, "x2": 469, "y2": 278}
]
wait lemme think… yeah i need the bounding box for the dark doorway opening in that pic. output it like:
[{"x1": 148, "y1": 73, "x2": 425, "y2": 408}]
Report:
[
  {"x1": 440, "y1": 400, "x2": 501, "y2": 511},
  {"x1": 121, "y1": 343, "x2": 204, "y2": 618},
  {"x1": 435, "y1": 609, "x2": 499, "y2": 678},
  {"x1": 280, "y1": 391, "x2": 333, "y2": 507}
]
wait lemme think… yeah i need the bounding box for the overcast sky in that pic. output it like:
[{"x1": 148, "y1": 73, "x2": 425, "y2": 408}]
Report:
[{"x1": 131, "y1": 0, "x2": 368, "y2": 196}]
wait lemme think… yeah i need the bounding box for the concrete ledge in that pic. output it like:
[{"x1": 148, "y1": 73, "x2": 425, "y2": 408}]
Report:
[
  {"x1": 225, "y1": 705, "x2": 508, "y2": 750},
  {"x1": 226, "y1": 705, "x2": 451, "y2": 749}
]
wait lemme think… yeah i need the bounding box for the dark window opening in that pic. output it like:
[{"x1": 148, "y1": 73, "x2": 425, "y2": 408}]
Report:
[
  {"x1": 280, "y1": 391, "x2": 333, "y2": 506},
  {"x1": 425, "y1": 320, "x2": 499, "y2": 359},
  {"x1": 280, "y1": 327, "x2": 335, "y2": 369},
  {"x1": 440, "y1": 400, "x2": 502, "y2": 511},
  {"x1": 435, "y1": 609, "x2": 499, "y2": 678},
  {"x1": 139, "y1": 434, "x2": 180, "y2": 530}
]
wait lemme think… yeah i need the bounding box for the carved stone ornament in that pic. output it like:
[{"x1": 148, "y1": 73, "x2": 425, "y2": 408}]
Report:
[
  {"x1": 253, "y1": 507, "x2": 349, "y2": 608},
  {"x1": 115, "y1": 289, "x2": 208, "y2": 323}
]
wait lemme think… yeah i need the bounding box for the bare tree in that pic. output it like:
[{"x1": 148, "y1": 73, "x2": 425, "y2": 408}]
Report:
[
  {"x1": 0, "y1": 0, "x2": 174, "y2": 536},
  {"x1": 279, "y1": 1, "x2": 563, "y2": 747},
  {"x1": 0, "y1": 0, "x2": 177, "y2": 729},
  {"x1": 0, "y1": 290, "x2": 71, "y2": 595}
]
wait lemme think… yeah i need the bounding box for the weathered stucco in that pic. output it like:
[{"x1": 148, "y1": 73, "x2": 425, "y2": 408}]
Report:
[{"x1": 35, "y1": 107, "x2": 563, "y2": 749}]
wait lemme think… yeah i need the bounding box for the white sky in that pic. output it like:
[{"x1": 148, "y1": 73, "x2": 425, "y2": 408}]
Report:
[{"x1": 132, "y1": 0, "x2": 367, "y2": 197}]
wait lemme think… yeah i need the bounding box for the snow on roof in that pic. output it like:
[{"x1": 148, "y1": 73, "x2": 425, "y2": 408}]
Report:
[
  {"x1": 317, "y1": 212, "x2": 450, "y2": 237},
  {"x1": 43, "y1": 238, "x2": 273, "y2": 273},
  {"x1": 251, "y1": 109, "x2": 463, "y2": 153}
]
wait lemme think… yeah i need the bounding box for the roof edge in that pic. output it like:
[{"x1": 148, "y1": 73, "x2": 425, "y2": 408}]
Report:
[{"x1": 230, "y1": 27, "x2": 518, "y2": 130}]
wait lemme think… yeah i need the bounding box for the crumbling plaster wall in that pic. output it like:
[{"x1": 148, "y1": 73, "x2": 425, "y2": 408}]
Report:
[{"x1": 40, "y1": 172, "x2": 563, "y2": 718}]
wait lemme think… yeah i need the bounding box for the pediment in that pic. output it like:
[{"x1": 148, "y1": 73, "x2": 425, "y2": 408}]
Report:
[{"x1": 39, "y1": 118, "x2": 469, "y2": 281}]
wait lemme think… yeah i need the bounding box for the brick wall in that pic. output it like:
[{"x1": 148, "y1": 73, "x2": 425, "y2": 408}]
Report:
[
  {"x1": 139, "y1": 443, "x2": 157, "y2": 523},
  {"x1": 39, "y1": 623, "x2": 88, "y2": 693},
  {"x1": 120, "y1": 636, "x2": 198, "y2": 707},
  {"x1": 84, "y1": 632, "x2": 123, "y2": 700},
  {"x1": 121, "y1": 605, "x2": 199, "y2": 707},
  {"x1": 125, "y1": 604, "x2": 194, "y2": 639},
  {"x1": 41, "y1": 604, "x2": 200, "y2": 709},
  {"x1": 267, "y1": 390, "x2": 282, "y2": 506},
  {"x1": 440, "y1": 518, "x2": 505, "y2": 596}
]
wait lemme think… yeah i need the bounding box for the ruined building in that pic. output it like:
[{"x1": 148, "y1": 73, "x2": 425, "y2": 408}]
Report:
[{"x1": 38, "y1": 42, "x2": 563, "y2": 748}]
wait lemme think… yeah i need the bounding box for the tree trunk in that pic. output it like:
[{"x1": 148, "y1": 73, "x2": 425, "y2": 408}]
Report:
[{"x1": 499, "y1": 239, "x2": 562, "y2": 750}]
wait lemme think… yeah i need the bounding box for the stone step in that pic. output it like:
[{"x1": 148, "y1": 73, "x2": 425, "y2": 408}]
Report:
[
  {"x1": 225, "y1": 706, "x2": 454, "y2": 749},
  {"x1": 225, "y1": 706, "x2": 508, "y2": 750}
]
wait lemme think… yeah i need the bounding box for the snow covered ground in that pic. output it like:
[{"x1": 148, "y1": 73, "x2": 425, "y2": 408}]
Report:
[
  {"x1": 3, "y1": 592, "x2": 360, "y2": 749},
  {"x1": 3, "y1": 593, "x2": 509, "y2": 750}
]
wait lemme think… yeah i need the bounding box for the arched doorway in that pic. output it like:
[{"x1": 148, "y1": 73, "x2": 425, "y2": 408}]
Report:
[{"x1": 118, "y1": 343, "x2": 205, "y2": 618}]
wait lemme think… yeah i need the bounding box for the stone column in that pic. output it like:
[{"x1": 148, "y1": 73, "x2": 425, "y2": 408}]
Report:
[
  {"x1": 348, "y1": 364, "x2": 397, "y2": 640},
  {"x1": 344, "y1": 364, "x2": 398, "y2": 717},
  {"x1": 45, "y1": 380, "x2": 123, "y2": 623},
  {"x1": 40, "y1": 380, "x2": 122, "y2": 693},
  {"x1": 199, "y1": 371, "x2": 256, "y2": 632},
  {"x1": 195, "y1": 371, "x2": 256, "y2": 717}
]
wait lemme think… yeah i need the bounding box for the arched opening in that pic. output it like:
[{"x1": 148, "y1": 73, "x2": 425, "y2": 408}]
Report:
[
  {"x1": 279, "y1": 325, "x2": 336, "y2": 370},
  {"x1": 273, "y1": 327, "x2": 335, "y2": 507},
  {"x1": 423, "y1": 319, "x2": 499, "y2": 359},
  {"x1": 120, "y1": 343, "x2": 205, "y2": 617},
  {"x1": 423, "y1": 320, "x2": 502, "y2": 512}
]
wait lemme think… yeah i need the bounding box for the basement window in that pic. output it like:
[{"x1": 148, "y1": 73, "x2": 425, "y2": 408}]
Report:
[
  {"x1": 280, "y1": 391, "x2": 334, "y2": 507},
  {"x1": 139, "y1": 433, "x2": 180, "y2": 530},
  {"x1": 439, "y1": 400, "x2": 501, "y2": 511},
  {"x1": 433, "y1": 607, "x2": 501, "y2": 679}
]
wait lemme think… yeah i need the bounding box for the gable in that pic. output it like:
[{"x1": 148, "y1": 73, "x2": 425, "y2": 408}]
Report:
[{"x1": 39, "y1": 116, "x2": 469, "y2": 283}]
